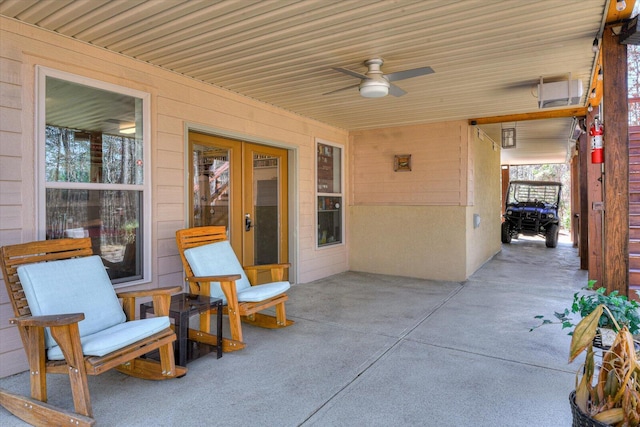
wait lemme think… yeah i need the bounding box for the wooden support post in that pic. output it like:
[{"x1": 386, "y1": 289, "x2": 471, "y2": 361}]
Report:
[
  {"x1": 501, "y1": 166, "x2": 510, "y2": 216},
  {"x1": 587, "y1": 107, "x2": 604, "y2": 284},
  {"x1": 578, "y1": 130, "x2": 589, "y2": 269},
  {"x1": 602, "y1": 28, "x2": 629, "y2": 295},
  {"x1": 570, "y1": 153, "x2": 578, "y2": 247}
]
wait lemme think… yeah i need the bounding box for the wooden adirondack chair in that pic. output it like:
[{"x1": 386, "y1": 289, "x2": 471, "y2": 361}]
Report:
[
  {"x1": 175, "y1": 226, "x2": 294, "y2": 352},
  {"x1": 0, "y1": 238, "x2": 187, "y2": 427}
]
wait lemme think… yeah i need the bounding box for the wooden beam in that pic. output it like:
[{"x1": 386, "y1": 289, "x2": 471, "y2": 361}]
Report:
[
  {"x1": 469, "y1": 107, "x2": 587, "y2": 125},
  {"x1": 606, "y1": 0, "x2": 636, "y2": 24},
  {"x1": 602, "y1": 27, "x2": 630, "y2": 296},
  {"x1": 587, "y1": 49, "x2": 603, "y2": 110},
  {"x1": 584, "y1": 0, "x2": 636, "y2": 113}
]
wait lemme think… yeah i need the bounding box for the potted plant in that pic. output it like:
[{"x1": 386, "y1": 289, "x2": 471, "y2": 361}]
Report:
[
  {"x1": 568, "y1": 304, "x2": 640, "y2": 426},
  {"x1": 531, "y1": 280, "x2": 640, "y2": 347},
  {"x1": 531, "y1": 281, "x2": 640, "y2": 425}
]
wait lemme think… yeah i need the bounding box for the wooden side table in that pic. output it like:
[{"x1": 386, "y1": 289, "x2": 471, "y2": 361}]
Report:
[{"x1": 140, "y1": 293, "x2": 223, "y2": 366}]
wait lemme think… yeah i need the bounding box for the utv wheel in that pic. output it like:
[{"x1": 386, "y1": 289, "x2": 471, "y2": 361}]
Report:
[
  {"x1": 545, "y1": 224, "x2": 559, "y2": 248},
  {"x1": 501, "y1": 222, "x2": 512, "y2": 244}
]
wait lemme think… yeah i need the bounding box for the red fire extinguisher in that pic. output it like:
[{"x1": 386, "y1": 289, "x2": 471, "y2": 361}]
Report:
[{"x1": 589, "y1": 117, "x2": 604, "y2": 164}]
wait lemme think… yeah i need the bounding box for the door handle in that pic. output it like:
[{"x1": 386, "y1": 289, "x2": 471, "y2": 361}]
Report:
[{"x1": 245, "y1": 213, "x2": 252, "y2": 231}]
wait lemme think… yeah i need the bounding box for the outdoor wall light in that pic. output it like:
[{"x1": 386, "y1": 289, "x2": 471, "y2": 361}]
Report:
[
  {"x1": 617, "y1": 0, "x2": 627, "y2": 12},
  {"x1": 501, "y1": 128, "x2": 516, "y2": 149}
]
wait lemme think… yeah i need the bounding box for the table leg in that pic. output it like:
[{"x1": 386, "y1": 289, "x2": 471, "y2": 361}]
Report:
[
  {"x1": 176, "y1": 310, "x2": 189, "y2": 367},
  {"x1": 216, "y1": 300, "x2": 223, "y2": 359}
]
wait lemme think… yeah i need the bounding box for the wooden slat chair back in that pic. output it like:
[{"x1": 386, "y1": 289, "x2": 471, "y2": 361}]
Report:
[
  {"x1": 0, "y1": 238, "x2": 186, "y2": 427},
  {"x1": 3, "y1": 239, "x2": 94, "y2": 318},
  {"x1": 176, "y1": 226, "x2": 294, "y2": 352}
]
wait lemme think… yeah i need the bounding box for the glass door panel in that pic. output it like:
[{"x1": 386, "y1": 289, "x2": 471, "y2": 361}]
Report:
[
  {"x1": 243, "y1": 144, "x2": 289, "y2": 268},
  {"x1": 192, "y1": 145, "x2": 230, "y2": 228},
  {"x1": 188, "y1": 133, "x2": 242, "y2": 250}
]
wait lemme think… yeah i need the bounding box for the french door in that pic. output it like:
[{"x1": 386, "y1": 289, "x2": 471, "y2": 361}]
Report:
[{"x1": 188, "y1": 132, "x2": 289, "y2": 269}]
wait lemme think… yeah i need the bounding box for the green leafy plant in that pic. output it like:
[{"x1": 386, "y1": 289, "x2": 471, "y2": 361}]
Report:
[{"x1": 531, "y1": 280, "x2": 640, "y2": 335}]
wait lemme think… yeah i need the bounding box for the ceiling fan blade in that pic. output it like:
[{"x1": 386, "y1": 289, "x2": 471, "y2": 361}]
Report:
[
  {"x1": 386, "y1": 66, "x2": 434, "y2": 82},
  {"x1": 388, "y1": 84, "x2": 407, "y2": 97},
  {"x1": 332, "y1": 67, "x2": 368, "y2": 80},
  {"x1": 322, "y1": 84, "x2": 359, "y2": 96}
]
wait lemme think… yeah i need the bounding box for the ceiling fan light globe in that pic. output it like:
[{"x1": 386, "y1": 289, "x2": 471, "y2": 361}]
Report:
[{"x1": 359, "y1": 80, "x2": 389, "y2": 98}]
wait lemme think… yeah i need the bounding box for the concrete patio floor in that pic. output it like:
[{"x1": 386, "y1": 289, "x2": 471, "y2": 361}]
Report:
[{"x1": 0, "y1": 236, "x2": 587, "y2": 426}]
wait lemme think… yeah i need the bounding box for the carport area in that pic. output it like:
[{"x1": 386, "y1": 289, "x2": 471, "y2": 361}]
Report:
[{"x1": 0, "y1": 236, "x2": 586, "y2": 426}]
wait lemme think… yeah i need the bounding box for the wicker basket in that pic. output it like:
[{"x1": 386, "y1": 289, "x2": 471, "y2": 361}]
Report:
[{"x1": 569, "y1": 391, "x2": 611, "y2": 427}]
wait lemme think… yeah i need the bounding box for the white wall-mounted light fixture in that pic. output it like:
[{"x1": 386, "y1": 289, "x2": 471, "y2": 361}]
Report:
[
  {"x1": 617, "y1": 0, "x2": 627, "y2": 12},
  {"x1": 501, "y1": 127, "x2": 516, "y2": 149},
  {"x1": 592, "y1": 37, "x2": 599, "y2": 53}
]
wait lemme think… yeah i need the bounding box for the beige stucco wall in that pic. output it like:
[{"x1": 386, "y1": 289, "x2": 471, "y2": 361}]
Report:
[
  {"x1": 465, "y1": 128, "x2": 502, "y2": 274},
  {"x1": 0, "y1": 17, "x2": 349, "y2": 377},
  {"x1": 349, "y1": 205, "x2": 467, "y2": 280},
  {"x1": 348, "y1": 122, "x2": 500, "y2": 281}
]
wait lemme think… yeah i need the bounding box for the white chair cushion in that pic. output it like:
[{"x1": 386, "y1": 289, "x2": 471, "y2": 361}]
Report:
[
  {"x1": 17, "y1": 255, "x2": 126, "y2": 349},
  {"x1": 237, "y1": 281, "x2": 290, "y2": 303},
  {"x1": 184, "y1": 241, "x2": 252, "y2": 300},
  {"x1": 47, "y1": 317, "x2": 170, "y2": 360},
  {"x1": 183, "y1": 241, "x2": 290, "y2": 304}
]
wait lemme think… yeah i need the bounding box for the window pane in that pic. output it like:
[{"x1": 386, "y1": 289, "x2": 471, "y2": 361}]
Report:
[
  {"x1": 45, "y1": 77, "x2": 144, "y2": 185},
  {"x1": 316, "y1": 141, "x2": 343, "y2": 247},
  {"x1": 46, "y1": 188, "x2": 142, "y2": 283},
  {"x1": 43, "y1": 74, "x2": 148, "y2": 284},
  {"x1": 318, "y1": 196, "x2": 342, "y2": 246},
  {"x1": 317, "y1": 143, "x2": 341, "y2": 193}
]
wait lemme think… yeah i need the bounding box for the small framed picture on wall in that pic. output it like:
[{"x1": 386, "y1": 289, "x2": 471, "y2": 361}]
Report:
[{"x1": 394, "y1": 154, "x2": 411, "y2": 172}]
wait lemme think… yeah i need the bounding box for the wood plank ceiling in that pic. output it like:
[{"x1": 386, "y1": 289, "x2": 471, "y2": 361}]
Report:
[{"x1": 0, "y1": 0, "x2": 615, "y2": 164}]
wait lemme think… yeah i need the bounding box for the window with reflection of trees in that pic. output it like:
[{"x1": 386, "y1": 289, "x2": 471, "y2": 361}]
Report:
[{"x1": 42, "y1": 73, "x2": 147, "y2": 284}]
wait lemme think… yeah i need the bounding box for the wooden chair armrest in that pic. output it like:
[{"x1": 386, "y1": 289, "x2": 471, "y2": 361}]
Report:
[
  {"x1": 185, "y1": 275, "x2": 240, "y2": 302},
  {"x1": 243, "y1": 263, "x2": 291, "y2": 271},
  {"x1": 10, "y1": 313, "x2": 85, "y2": 328},
  {"x1": 243, "y1": 263, "x2": 290, "y2": 284},
  {"x1": 116, "y1": 286, "x2": 182, "y2": 299},
  {"x1": 186, "y1": 274, "x2": 241, "y2": 282},
  {"x1": 117, "y1": 286, "x2": 182, "y2": 320}
]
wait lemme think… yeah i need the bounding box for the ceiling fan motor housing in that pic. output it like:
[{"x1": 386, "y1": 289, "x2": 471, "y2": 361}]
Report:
[{"x1": 359, "y1": 59, "x2": 390, "y2": 98}]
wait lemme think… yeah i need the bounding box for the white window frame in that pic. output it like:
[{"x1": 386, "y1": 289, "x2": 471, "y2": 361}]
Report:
[
  {"x1": 315, "y1": 138, "x2": 345, "y2": 249},
  {"x1": 36, "y1": 66, "x2": 152, "y2": 287}
]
